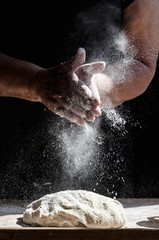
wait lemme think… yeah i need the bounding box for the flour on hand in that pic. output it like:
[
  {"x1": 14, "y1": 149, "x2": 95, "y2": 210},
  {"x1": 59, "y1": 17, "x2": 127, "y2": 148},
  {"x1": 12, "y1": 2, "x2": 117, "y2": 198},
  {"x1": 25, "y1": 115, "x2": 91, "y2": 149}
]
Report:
[{"x1": 23, "y1": 190, "x2": 127, "y2": 228}]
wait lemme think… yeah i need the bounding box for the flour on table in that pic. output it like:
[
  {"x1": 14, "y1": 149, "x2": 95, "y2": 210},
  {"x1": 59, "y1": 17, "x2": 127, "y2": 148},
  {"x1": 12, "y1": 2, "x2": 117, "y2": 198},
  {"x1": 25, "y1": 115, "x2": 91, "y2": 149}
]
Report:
[{"x1": 23, "y1": 190, "x2": 127, "y2": 228}]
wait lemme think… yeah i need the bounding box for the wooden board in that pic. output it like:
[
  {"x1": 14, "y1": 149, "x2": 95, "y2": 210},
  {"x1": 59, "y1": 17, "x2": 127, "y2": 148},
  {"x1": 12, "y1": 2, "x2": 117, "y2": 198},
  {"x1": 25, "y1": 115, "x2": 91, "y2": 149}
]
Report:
[
  {"x1": 0, "y1": 228, "x2": 159, "y2": 240},
  {"x1": 0, "y1": 199, "x2": 159, "y2": 240}
]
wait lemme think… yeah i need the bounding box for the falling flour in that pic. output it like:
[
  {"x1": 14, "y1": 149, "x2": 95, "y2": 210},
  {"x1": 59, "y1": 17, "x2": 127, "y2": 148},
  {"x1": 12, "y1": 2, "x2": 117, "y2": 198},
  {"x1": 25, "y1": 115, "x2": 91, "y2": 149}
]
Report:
[
  {"x1": 59, "y1": 123, "x2": 98, "y2": 176},
  {"x1": 43, "y1": 2, "x2": 136, "y2": 198}
]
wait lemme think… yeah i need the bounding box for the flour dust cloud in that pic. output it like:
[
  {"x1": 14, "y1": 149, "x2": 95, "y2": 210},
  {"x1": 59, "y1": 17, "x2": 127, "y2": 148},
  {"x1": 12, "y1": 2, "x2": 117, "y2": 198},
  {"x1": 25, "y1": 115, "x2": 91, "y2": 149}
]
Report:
[
  {"x1": 51, "y1": 103, "x2": 130, "y2": 198},
  {"x1": 46, "y1": 1, "x2": 136, "y2": 198}
]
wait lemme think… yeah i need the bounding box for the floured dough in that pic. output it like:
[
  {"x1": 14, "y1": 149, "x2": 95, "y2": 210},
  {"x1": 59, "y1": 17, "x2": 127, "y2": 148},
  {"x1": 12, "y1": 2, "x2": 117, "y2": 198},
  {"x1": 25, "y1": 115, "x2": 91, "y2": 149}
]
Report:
[{"x1": 23, "y1": 190, "x2": 127, "y2": 228}]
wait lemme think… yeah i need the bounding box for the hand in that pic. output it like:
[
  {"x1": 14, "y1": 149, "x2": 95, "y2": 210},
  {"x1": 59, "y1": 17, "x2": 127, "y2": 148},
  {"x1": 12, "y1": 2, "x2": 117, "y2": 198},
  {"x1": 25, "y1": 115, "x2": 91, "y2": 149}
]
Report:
[
  {"x1": 35, "y1": 48, "x2": 104, "y2": 126},
  {"x1": 76, "y1": 61, "x2": 106, "y2": 120}
]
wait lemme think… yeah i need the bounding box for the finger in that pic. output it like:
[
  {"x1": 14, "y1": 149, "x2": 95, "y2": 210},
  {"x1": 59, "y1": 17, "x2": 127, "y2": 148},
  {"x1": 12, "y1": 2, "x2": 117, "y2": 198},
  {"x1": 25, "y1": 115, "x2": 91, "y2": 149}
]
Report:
[
  {"x1": 91, "y1": 106, "x2": 102, "y2": 117},
  {"x1": 67, "y1": 48, "x2": 86, "y2": 72},
  {"x1": 68, "y1": 103, "x2": 96, "y2": 122},
  {"x1": 80, "y1": 84, "x2": 92, "y2": 99},
  {"x1": 71, "y1": 94, "x2": 92, "y2": 110},
  {"x1": 57, "y1": 95, "x2": 92, "y2": 118},
  {"x1": 69, "y1": 102, "x2": 96, "y2": 121},
  {"x1": 74, "y1": 79, "x2": 92, "y2": 99},
  {"x1": 69, "y1": 104, "x2": 95, "y2": 122},
  {"x1": 45, "y1": 98, "x2": 96, "y2": 123},
  {"x1": 70, "y1": 104, "x2": 87, "y2": 119},
  {"x1": 90, "y1": 82, "x2": 101, "y2": 108},
  {"x1": 79, "y1": 61, "x2": 106, "y2": 75},
  {"x1": 85, "y1": 111, "x2": 96, "y2": 122},
  {"x1": 56, "y1": 106, "x2": 86, "y2": 126}
]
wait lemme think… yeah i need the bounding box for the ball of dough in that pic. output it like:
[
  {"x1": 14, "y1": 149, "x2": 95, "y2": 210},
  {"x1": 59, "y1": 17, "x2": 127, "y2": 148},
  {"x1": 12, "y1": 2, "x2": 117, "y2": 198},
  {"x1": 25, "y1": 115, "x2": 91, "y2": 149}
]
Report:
[{"x1": 23, "y1": 190, "x2": 127, "y2": 228}]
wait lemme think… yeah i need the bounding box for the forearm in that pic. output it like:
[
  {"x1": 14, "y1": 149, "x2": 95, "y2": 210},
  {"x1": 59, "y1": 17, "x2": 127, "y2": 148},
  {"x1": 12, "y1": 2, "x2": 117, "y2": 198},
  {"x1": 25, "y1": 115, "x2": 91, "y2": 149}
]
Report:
[
  {"x1": 95, "y1": 0, "x2": 159, "y2": 108},
  {"x1": 0, "y1": 52, "x2": 42, "y2": 101}
]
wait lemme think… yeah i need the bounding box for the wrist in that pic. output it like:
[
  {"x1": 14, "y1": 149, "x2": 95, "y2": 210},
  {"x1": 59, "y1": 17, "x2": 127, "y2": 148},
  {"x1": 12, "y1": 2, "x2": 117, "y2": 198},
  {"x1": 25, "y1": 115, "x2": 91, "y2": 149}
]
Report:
[
  {"x1": 0, "y1": 53, "x2": 44, "y2": 102},
  {"x1": 14, "y1": 66, "x2": 44, "y2": 102},
  {"x1": 33, "y1": 68, "x2": 50, "y2": 103}
]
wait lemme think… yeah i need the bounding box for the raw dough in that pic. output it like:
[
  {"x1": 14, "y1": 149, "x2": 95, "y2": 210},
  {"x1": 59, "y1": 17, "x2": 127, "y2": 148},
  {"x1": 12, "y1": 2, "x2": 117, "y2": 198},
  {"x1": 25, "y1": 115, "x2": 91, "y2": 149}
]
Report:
[{"x1": 23, "y1": 190, "x2": 127, "y2": 228}]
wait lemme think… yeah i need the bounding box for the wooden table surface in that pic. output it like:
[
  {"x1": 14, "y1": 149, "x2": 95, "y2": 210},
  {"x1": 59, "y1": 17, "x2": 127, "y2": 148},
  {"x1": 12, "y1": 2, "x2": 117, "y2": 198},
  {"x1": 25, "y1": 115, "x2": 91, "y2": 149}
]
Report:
[{"x1": 0, "y1": 198, "x2": 159, "y2": 240}]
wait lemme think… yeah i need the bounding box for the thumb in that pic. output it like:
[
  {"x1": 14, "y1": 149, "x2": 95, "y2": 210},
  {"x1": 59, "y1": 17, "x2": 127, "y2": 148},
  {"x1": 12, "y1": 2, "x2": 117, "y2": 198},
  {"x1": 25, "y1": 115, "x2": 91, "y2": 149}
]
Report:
[{"x1": 67, "y1": 48, "x2": 86, "y2": 72}]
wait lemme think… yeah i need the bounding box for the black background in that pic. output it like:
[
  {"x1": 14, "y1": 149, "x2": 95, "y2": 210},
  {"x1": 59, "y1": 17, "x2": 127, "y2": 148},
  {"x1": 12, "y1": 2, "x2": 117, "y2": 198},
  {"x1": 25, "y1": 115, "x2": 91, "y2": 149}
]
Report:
[{"x1": 0, "y1": 1, "x2": 159, "y2": 200}]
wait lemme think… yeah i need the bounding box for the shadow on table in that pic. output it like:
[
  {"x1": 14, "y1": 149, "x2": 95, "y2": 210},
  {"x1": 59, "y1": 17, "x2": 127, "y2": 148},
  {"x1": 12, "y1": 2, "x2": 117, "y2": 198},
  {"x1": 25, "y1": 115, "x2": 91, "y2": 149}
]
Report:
[
  {"x1": 137, "y1": 218, "x2": 159, "y2": 229},
  {"x1": 17, "y1": 217, "x2": 30, "y2": 227},
  {"x1": 120, "y1": 198, "x2": 159, "y2": 208}
]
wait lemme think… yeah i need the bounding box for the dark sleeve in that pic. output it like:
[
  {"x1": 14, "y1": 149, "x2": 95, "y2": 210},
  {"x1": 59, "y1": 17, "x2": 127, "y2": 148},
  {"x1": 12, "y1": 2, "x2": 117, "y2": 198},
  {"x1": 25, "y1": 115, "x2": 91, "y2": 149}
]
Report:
[{"x1": 123, "y1": 0, "x2": 135, "y2": 9}]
